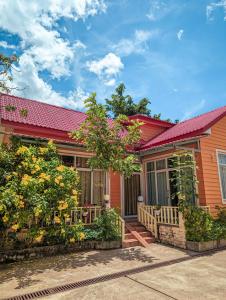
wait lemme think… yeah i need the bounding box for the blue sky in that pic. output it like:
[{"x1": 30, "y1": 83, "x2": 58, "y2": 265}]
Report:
[{"x1": 0, "y1": 0, "x2": 226, "y2": 121}]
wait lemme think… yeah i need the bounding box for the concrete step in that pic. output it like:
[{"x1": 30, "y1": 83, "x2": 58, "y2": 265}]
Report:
[
  {"x1": 144, "y1": 236, "x2": 155, "y2": 243},
  {"x1": 139, "y1": 231, "x2": 152, "y2": 238},
  {"x1": 124, "y1": 233, "x2": 134, "y2": 239},
  {"x1": 122, "y1": 238, "x2": 140, "y2": 248}
]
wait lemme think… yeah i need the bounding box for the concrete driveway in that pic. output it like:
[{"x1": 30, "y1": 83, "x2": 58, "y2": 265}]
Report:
[{"x1": 0, "y1": 245, "x2": 226, "y2": 300}]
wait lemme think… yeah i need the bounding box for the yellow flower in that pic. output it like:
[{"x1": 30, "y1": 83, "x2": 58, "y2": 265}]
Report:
[
  {"x1": 21, "y1": 174, "x2": 32, "y2": 186},
  {"x1": 54, "y1": 216, "x2": 61, "y2": 224},
  {"x1": 39, "y1": 173, "x2": 50, "y2": 181},
  {"x1": 19, "y1": 201, "x2": 25, "y2": 208},
  {"x1": 2, "y1": 215, "x2": 8, "y2": 223},
  {"x1": 61, "y1": 228, "x2": 66, "y2": 234},
  {"x1": 79, "y1": 232, "x2": 85, "y2": 241},
  {"x1": 34, "y1": 235, "x2": 43, "y2": 243},
  {"x1": 16, "y1": 146, "x2": 28, "y2": 155},
  {"x1": 55, "y1": 178, "x2": 60, "y2": 184},
  {"x1": 69, "y1": 237, "x2": 75, "y2": 243},
  {"x1": 11, "y1": 224, "x2": 19, "y2": 231},
  {"x1": 34, "y1": 207, "x2": 42, "y2": 217},
  {"x1": 32, "y1": 156, "x2": 37, "y2": 162},
  {"x1": 39, "y1": 147, "x2": 48, "y2": 154},
  {"x1": 0, "y1": 204, "x2": 5, "y2": 212},
  {"x1": 72, "y1": 189, "x2": 78, "y2": 195},
  {"x1": 5, "y1": 175, "x2": 12, "y2": 181},
  {"x1": 56, "y1": 165, "x2": 65, "y2": 172},
  {"x1": 58, "y1": 200, "x2": 68, "y2": 210},
  {"x1": 38, "y1": 178, "x2": 45, "y2": 183},
  {"x1": 60, "y1": 182, "x2": 64, "y2": 187}
]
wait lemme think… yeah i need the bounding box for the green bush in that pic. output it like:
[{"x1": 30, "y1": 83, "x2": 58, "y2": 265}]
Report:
[
  {"x1": 181, "y1": 204, "x2": 226, "y2": 242},
  {"x1": 0, "y1": 139, "x2": 82, "y2": 249},
  {"x1": 94, "y1": 209, "x2": 121, "y2": 241}
]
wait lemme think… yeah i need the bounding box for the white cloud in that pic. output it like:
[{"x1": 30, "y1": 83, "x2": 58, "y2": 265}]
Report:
[
  {"x1": 87, "y1": 53, "x2": 123, "y2": 86},
  {"x1": 181, "y1": 99, "x2": 206, "y2": 121},
  {"x1": 0, "y1": 0, "x2": 106, "y2": 108},
  {"x1": 206, "y1": 1, "x2": 226, "y2": 21},
  {"x1": 0, "y1": 41, "x2": 16, "y2": 49},
  {"x1": 113, "y1": 30, "x2": 156, "y2": 57},
  {"x1": 177, "y1": 29, "x2": 184, "y2": 41},
  {"x1": 146, "y1": 0, "x2": 172, "y2": 21}
]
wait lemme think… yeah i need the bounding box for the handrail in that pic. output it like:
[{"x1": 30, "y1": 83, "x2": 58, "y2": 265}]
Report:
[
  {"x1": 117, "y1": 215, "x2": 125, "y2": 242},
  {"x1": 142, "y1": 205, "x2": 179, "y2": 226},
  {"x1": 138, "y1": 205, "x2": 158, "y2": 238}
]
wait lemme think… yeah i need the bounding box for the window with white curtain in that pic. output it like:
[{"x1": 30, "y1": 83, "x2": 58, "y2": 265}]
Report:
[
  {"x1": 60, "y1": 155, "x2": 107, "y2": 206},
  {"x1": 218, "y1": 153, "x2": 226, "y2": 202}
]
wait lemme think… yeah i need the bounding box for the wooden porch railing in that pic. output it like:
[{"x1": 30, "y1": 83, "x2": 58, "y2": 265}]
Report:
[
  {"x1": 137, "y1": 205, "x2": 158, "y2": 238},
  {"x1": 69, "y1": 206, "x2": 102, "y2": 225},
  {"x1": 138, "y1": 205, "x2": 211, "y2": 227},
  {"x1": 117, "y1": 215, "x2": 125, "y2": 242}
]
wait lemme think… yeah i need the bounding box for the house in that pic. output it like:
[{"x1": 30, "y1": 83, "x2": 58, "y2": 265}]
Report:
[{"x1": 1, "y1": 93, "x2": 226, "y2": 219}]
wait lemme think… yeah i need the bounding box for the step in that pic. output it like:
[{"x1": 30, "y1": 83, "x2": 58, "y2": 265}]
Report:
[
  {"x1": 144, "y1": 236, "x2": 155, "y2": 244},
  {"x1": 122, "y1": 239, "x2": 140, "y2": 248},
  {"x1": 139, "y1": 231, "x2": 152, "y2": 238},
  {"x1": 129, "y1": 225, "x2": 147, "y2": 232},
  {"x1": 124, "y1": 233, "x2": 134, "y2": 239}
]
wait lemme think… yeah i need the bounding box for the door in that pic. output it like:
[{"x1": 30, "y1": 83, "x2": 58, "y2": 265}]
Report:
[{"x1": 124, "y1": 174, "x2": 141, "y2": 216}]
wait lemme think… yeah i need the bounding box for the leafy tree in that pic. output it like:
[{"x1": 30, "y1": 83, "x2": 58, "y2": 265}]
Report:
[
  {"x1": 0, "y1": 53, "x2": 18, "y2": 94},
  {"x1": 0, "y1": 139, "x2": 83, "y2": 248},
  {"x1": 105, "y1": 83, "x2": 151, "y2": 118},
  {"x1": 71, "y1": 93, "x2": 142, "y2": 178}
]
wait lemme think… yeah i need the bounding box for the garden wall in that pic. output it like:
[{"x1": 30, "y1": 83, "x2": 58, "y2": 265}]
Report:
[
  {"x1": 0, "y1": 240, "x2": 121, "y2": 264},
  {"x1": 158, "y1": 213, "x2": 186, "y2": 249}
]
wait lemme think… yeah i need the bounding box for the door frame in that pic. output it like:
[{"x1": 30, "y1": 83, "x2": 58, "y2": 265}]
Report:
[{"x1": 121, "y1": 172, "x2": 142, "y2": 218}]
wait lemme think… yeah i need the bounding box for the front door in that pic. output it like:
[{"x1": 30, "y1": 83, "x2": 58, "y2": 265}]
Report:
[{"x1": 124, "y1": 174, "x2": 141, "y2": 216}]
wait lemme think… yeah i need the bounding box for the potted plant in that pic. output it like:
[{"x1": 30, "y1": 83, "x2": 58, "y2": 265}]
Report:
[{"x1": 154, "y1": 205, "x2": 161, "y2": 216}]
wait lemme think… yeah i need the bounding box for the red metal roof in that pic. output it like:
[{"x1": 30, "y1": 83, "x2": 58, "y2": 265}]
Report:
[
  {"x1": 128, "y1": 114, "x2": 174, "y2": 128},
  {"x1": 0, "y1": 93, "x2": 87, "y2": 132},
  {"x1": 140, "y1": 105, "x2": 226, "y2": 151}
]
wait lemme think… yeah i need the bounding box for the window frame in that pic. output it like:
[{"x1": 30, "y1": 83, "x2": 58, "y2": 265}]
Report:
[
  {"x1": 60, "y1": 154, "x2": 109, "y2": 205},
  {"x1": 145, "y1": 153, "x2": 197, "y2": 206},
  {"x1": 216, "y1": 150, "x2": 226, "y2": 204}
]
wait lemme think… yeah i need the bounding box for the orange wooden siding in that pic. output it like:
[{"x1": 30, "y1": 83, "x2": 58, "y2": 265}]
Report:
[
  {"x1": 140, "y1": 123, "x2": 166, "y2": 142},
  {"x1": 200, "y1": 116, "x2": 226, "y2": 211},
  {"x1": 110, "y1": 171, "x2": 121, "y2": 210}
]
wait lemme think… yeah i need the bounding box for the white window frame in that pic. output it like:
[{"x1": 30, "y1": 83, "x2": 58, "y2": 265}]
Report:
[
  {"x1": 60, "y1": 154, "x2": 109, "y2": 205},
  {"x1": 145, "y1": 152, "x2": 197, "y2": 206},
  {"x1": 216, "y1": 150, "x2": 226, "y2": 204}
]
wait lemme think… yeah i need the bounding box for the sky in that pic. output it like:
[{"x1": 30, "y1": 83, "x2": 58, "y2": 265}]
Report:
[{"x1": 0, "y1": 0, "x2": 226, "y2": 121}]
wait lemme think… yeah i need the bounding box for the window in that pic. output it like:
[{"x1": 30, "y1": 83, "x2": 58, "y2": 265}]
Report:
[
  {"x1": 146, "y1": 155, "x2": 196, "y2": 206},
  {"x1": 218, "y1": 152, "x2": 226, "y2": 202},
  {"x1": 61, "y1": 155, "x2": 107, "y2": 206}
]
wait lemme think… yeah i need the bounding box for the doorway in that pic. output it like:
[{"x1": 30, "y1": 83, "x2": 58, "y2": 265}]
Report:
[{"x1": 124, "y1": 174, "x2": 141, "y2": 216}]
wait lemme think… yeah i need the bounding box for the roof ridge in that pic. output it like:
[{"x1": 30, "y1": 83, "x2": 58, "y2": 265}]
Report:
[{"x1": 0, "y1": 93, "x2": 86, "y2": 115}]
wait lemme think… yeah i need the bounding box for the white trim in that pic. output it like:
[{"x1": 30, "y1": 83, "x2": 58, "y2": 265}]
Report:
[
  {"x1": 145, "y1": 152, "x2": 197, "y2": 206},
  {"x1": 216, "y1": 149, "x2": 226, "y2": 204}
]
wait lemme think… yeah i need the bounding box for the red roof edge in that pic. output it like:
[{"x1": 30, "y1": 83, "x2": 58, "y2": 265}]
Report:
[{"x1": 128, "y1": 114, "x2": 175, "y2": 128}]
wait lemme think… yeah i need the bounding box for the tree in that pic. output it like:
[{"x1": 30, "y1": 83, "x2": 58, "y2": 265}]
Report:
[
  {"x1": 105, "y1": 83, "x2": 151, "y2": 118},
  {"x1": 0, "y1": 53, "x2": 18, "y2": 94},
  {"x1": 71, "y1": 93, "x2": 142, "y2": 178}
]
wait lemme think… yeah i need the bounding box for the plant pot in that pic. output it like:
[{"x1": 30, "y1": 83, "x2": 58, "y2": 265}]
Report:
[
  {"x1": 186, "y1": 240, "x2": 217, "y2": 252},
  {"x1": 217, "y1": 239, "x2": 226, "y2": 249}
]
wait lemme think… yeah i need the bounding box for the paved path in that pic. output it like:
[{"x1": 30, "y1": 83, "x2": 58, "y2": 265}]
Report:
[{"x1": 0, "y1": 244, "x2": 225, "y2": 300}]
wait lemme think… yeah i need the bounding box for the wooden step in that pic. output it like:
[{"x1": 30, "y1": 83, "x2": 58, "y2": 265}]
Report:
[
  {"x1": 139, "y1": 231, "x2": 152, "y2": 238},
  {"x1": 144, "y1": 236, "x2": 155, "y2": 244}
]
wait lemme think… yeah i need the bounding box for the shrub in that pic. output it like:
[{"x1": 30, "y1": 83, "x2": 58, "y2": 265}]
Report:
[
  {"x1": 0, "y1": 139, "x2": 82, "y2": 248},
  {"x1": 94, "y1": 209, "x2": 121, "y2": 241}
]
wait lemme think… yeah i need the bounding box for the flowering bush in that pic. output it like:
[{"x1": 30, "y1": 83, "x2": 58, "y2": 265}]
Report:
[{"x1": 0, "y1": 139, "x2": 84, "y2": 249}]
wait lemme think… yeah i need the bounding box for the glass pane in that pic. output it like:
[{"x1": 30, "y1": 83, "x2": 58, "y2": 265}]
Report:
[
  {"x1": 220, "y1": 165, "x2": 226, "y2": 199},
  {"x1": 147, "y1": 162, "x2": 154, "y2": 172},
  {"x1": 157, "y1": 172, "x2": 168, "y2": 205},
  {"x1": 147, "y1": 172, "x2": 157, "y2": 205},
  {"x1": 156, "y1": 159, "x2": 166, "y2": 170},
  {"x1": 219, "y1": 154, "x2": 226, "y2": 165},
  {"x1": 78, "y1": 171, "x2": 91, "y2": 205},
  {"x1": 76, "y1": 157, "x2": 89, "y2": 168},
  {"x1": 93, "y1": 171, "x2": 105, "y2": 205},
  {"x1": 61, "y1": 155, "x2": 74, "y2": 167}
]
